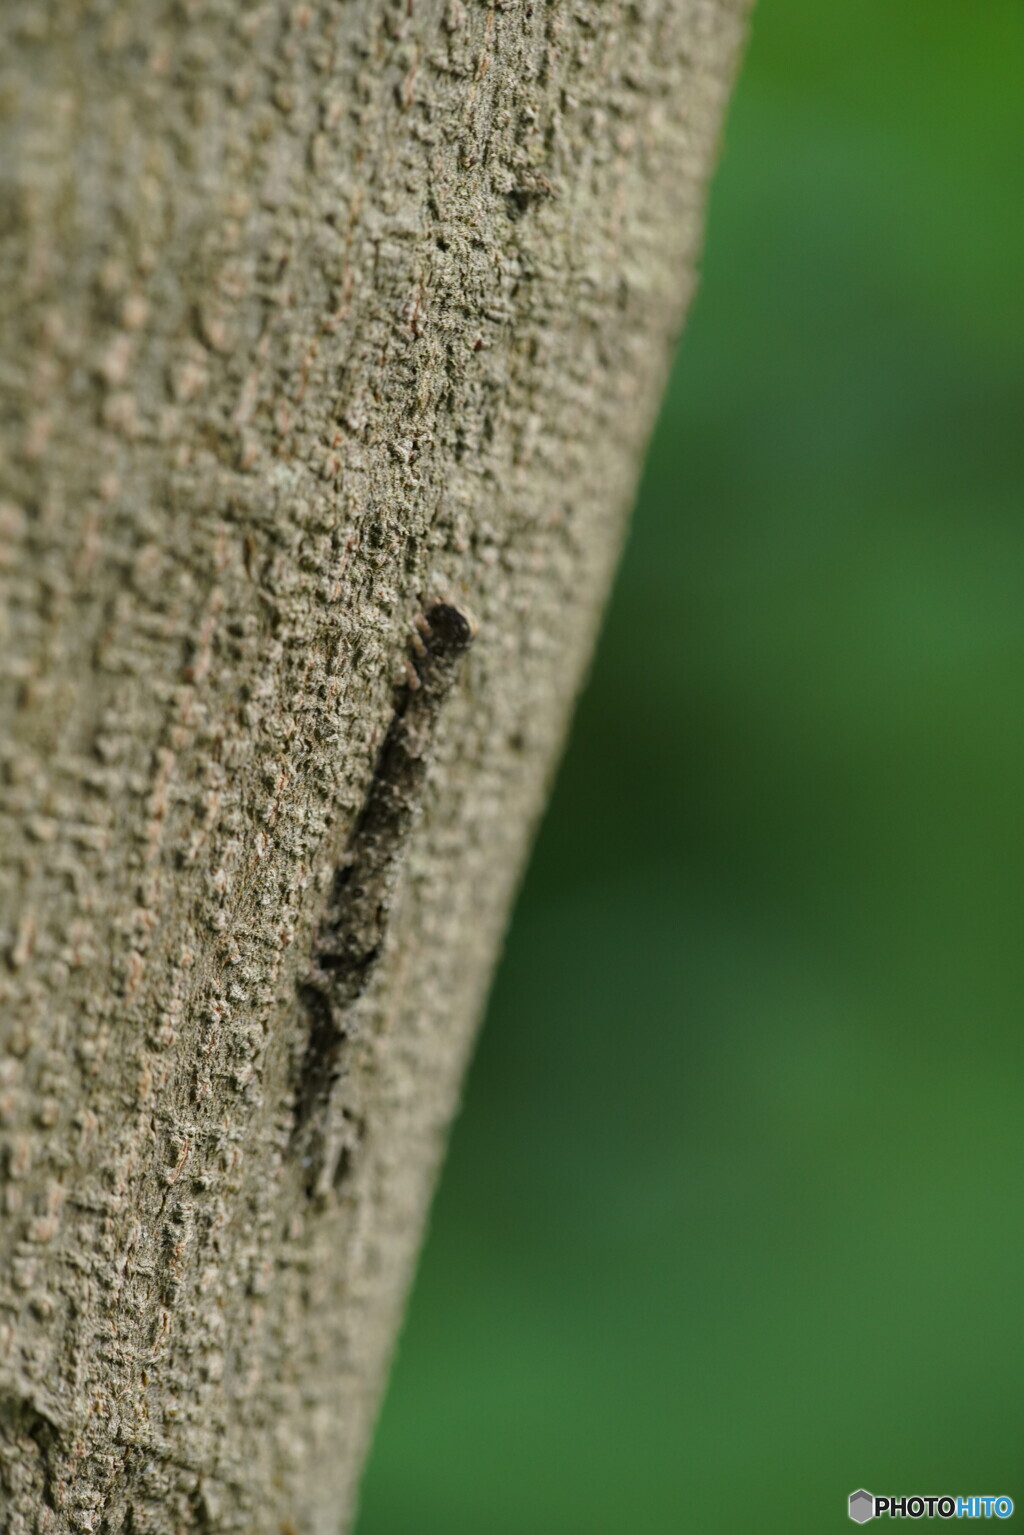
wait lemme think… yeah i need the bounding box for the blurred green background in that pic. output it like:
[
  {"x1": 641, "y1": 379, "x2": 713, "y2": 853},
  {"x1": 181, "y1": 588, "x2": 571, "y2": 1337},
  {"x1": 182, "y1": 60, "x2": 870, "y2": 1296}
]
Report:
[{"x1": 358, "y1": 1, "x2": 1024, "y2": 1529}]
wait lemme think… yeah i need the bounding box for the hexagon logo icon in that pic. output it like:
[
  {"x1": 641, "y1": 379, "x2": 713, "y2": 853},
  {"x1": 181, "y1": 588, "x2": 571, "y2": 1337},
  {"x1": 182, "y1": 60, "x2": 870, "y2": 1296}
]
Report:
[{"x1": 849, "y1": 1490, "x2": 875, "y2": 1523}]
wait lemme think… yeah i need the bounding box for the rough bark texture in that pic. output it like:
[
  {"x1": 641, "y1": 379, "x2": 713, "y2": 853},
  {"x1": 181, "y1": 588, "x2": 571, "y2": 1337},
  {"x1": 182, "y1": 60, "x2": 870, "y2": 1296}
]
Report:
[{"x1": 0, "y1": 1, "x2": 750, "y2": 1529}]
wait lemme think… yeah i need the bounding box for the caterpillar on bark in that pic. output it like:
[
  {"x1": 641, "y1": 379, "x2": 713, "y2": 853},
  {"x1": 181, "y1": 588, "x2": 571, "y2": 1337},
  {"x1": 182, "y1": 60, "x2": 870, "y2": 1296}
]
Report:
[{"x1": 290, "y1": 602, "x2": 475, "y2": 1199}]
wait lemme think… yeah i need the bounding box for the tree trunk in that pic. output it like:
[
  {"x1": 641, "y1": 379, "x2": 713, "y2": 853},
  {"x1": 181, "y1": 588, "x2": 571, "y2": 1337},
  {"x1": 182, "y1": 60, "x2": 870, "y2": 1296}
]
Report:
[{"x1": 0, "y1": 1, "x2": 750, "y2": 1528}]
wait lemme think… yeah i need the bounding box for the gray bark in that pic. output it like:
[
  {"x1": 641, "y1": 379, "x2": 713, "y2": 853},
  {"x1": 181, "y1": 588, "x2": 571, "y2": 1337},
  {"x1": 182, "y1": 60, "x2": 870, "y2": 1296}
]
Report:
[{"x1": 0, "y1": 1, "x2": 750, "y2": 1529}]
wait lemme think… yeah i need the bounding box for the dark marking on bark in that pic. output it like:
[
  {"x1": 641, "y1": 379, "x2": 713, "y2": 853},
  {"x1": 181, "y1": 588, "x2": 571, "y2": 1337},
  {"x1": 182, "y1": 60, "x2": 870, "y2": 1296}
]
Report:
[{"x1": 290, "y1": 602, "x2": 475, "y2": 1199}]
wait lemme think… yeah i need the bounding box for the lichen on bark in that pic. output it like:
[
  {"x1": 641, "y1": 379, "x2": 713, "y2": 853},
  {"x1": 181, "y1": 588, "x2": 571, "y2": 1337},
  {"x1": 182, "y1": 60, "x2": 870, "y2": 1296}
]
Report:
[{"x1": 0, "y1": 0, "x2": 750, "y2": 1528}]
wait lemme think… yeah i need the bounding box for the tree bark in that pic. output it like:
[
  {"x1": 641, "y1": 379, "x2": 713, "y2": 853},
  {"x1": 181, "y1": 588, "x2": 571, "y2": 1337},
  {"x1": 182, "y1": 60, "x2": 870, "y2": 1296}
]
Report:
[{"x1": 0, "y1": 1, "x2": 750, "y2": 1529}]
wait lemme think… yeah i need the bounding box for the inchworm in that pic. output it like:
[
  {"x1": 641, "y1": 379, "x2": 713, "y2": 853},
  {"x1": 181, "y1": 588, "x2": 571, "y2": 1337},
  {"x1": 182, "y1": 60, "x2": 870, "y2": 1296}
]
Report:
[{"x1": 290, "y1": 601, "x2": 476, "y2": 1198}]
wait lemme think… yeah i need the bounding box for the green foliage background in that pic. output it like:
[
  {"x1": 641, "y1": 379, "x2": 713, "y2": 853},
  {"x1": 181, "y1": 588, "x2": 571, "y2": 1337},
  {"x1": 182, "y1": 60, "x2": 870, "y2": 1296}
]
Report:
[{"x1": 359, "y1": 2, "x2": 1024, "y2": 1528}]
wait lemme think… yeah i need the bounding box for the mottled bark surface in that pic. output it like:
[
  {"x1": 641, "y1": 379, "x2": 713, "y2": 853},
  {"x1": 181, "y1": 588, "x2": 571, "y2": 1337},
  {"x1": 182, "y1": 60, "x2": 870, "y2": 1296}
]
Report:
[{"x1": 0, "y1": 1, "x2": 749, "y2": 1529}]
